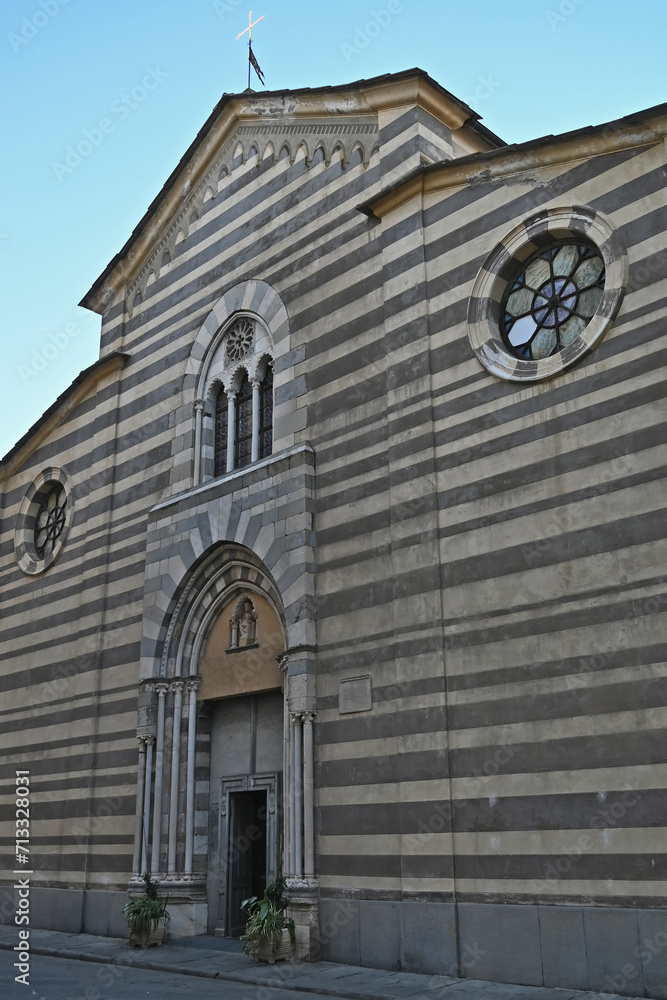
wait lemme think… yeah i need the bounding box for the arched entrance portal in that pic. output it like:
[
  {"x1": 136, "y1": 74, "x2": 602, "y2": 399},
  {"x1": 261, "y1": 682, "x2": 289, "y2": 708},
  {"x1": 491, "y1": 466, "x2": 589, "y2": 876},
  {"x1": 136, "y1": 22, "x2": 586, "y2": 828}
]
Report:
[
  {"x1": 199, "y1": 588, "x2": 286, "y2": 935},
  {"x1": 132, "y1": 540, "x2": 317, "y2": 954}
]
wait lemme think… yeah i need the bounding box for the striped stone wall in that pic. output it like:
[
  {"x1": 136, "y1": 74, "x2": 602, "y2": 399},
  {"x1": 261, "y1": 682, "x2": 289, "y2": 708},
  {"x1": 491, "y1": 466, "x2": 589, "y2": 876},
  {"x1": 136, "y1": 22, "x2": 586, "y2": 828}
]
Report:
[{"x1": 0, "y1": 71, "x2": 665, "y2": 992}]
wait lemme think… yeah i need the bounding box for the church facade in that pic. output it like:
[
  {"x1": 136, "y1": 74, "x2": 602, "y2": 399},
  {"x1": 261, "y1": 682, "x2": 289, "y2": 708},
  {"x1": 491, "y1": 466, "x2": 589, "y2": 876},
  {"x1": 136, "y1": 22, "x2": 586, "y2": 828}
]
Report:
[{"x1": 2, "y1": 69, "x2": 667, "y2": 995}]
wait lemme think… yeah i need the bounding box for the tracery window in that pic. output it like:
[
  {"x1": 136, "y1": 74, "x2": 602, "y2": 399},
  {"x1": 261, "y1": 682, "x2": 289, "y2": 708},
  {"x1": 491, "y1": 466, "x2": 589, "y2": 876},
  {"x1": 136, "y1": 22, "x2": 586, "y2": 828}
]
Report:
[
  {"x1": 200, "y1": 314, "x2": 275, "y2": 481},
  {"x1": 501, "y1": 243, "x2": 605, "y2": 361},
  {"x1": 259, "y1": 366, "x2": 273, "y2": 460},
  {"x1": 235, "y1": 373, "x2": 253, "y2": 469},
  {"x1": 467, "y1": 207, "x2": 627, "y2": 382},
  {"x1": 214, "y1": 387, "x2": 228, "y2": 478},
  {"x1": 34, "y1": 484, "x2": 67, "y2": 558}
]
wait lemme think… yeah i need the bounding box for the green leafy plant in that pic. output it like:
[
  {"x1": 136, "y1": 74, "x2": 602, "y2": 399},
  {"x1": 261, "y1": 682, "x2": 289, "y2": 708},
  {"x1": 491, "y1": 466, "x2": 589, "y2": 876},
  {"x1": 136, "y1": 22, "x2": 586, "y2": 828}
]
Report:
[
  {"x1": 123, "y1": 872, "x2": 170, "y2": 948},
  {"x1": 241, "y1": 873, "x2": 295, "y2": 958}
]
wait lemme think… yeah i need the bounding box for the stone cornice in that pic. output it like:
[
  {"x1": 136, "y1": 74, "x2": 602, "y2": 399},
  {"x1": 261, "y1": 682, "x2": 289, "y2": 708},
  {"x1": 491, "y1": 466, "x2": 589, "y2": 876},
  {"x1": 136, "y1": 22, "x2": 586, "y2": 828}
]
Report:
[{"x1": 366, "y1": 109, "x2": 667, "y2": 219}]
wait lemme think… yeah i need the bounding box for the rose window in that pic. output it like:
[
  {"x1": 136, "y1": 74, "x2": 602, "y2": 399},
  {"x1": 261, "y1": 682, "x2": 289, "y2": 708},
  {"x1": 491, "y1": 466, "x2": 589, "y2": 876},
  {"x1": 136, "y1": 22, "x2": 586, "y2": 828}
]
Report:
[
  {"x1": 34, "y1": 484, "x2": 67, "y2": 559},
  {"x1": 502, "y1": 243, "x2": 605, "y2": 361},
  {"x1": 225, "y1": 318, "x2": 254, "y2": 363}
]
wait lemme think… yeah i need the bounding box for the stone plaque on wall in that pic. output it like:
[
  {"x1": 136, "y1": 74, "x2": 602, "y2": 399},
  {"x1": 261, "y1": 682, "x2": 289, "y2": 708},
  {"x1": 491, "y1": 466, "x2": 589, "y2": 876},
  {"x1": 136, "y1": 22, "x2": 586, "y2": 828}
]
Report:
[{"x1": 339, "y1": 675, "x2": 372, "y2": 715}]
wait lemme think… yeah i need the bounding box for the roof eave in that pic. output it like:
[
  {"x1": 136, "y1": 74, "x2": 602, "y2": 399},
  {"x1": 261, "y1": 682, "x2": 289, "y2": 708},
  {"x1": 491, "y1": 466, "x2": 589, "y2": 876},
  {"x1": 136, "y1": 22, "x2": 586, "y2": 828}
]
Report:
[{"x1": 364, "y1": 102, "x2": 667, "y2": 219}]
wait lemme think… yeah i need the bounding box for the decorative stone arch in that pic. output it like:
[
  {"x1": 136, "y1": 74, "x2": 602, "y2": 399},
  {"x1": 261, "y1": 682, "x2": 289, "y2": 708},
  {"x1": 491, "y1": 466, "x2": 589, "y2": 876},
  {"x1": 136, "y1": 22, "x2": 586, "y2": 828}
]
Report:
[
  {"x1": 134, "y1": 537, "x2": 317, "y2": 948},
  {"x1": 183, "y1": 280, "x2": 290, "y2": 486},
  {"x1": 159, "y1": 543, "x2": 287, "y2": 681}
]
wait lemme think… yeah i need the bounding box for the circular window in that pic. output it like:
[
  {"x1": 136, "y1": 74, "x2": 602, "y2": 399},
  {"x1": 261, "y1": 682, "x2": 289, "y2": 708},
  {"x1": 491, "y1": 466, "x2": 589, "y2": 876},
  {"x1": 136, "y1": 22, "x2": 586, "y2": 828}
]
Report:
[
  {"x1": 225, "y1": 318, "x2": 254, "y2": 363},
  {"x1": 15, "y1": 469, "x2": 72, "y2": 575},
  {"x1": 34, "y1": 484, "x2": 67, "y2": 559},
  {"x1": 502, "y1": 242, "x2": 605, "y2": 361},
  {"x1": 468, "y1": 207, "x2": 627, "y2": 381}
]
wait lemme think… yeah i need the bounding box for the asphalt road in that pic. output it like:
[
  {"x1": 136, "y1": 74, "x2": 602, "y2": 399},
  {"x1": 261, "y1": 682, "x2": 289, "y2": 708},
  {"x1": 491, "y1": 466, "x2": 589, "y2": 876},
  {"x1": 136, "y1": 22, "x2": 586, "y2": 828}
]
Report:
[{"x1": 1, "y1": 950, "x2": 342, "y2": 1000}]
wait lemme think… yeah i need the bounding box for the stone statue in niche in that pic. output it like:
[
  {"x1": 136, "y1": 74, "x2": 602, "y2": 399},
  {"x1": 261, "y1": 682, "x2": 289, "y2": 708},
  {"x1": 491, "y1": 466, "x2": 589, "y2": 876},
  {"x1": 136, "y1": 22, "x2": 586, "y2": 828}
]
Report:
[{"x1": 228, "y1": 595, "x2": 258, "y2": 649}]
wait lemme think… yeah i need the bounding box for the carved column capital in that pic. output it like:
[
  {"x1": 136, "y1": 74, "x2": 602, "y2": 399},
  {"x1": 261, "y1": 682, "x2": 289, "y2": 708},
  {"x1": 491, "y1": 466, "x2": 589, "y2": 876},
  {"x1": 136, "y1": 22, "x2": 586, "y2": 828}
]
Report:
[
  {"x1": 171, "y1": 678, "x2": 185, "y2": 694},
  {"x1": 155, "y1": 682, "x2": 170, "y2": 698},
  {"x1": 194, "y1": 397, "x2": 205, "y2": 414},
  {"x1": 186, "y1": 676, "x2": 201, "y2": 694}
]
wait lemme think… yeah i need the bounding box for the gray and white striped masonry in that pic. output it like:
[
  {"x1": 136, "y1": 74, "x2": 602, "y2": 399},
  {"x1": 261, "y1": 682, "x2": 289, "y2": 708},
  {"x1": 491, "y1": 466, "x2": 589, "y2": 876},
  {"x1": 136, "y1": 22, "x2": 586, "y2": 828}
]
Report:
[{"x1": 2, "y1": 70, "x2": 667, "y2": 992}]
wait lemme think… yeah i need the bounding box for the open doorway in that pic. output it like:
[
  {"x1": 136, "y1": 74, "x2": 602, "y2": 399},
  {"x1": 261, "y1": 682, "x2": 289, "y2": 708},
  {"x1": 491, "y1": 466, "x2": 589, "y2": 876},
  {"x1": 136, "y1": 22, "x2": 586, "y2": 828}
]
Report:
[
  {"x1": 227, "y1": 789, "x2": 267, "y2": 935},
  {"x1": 207, "y1": 690, "x2": 283, "y2": 936}
]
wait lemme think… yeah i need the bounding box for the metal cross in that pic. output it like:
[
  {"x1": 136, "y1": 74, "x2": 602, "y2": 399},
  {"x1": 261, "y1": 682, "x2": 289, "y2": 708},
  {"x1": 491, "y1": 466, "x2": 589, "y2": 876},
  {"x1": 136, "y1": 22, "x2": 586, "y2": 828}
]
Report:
[{"x1": 236, "y1": 10, "x2": 264, "y2": 44}]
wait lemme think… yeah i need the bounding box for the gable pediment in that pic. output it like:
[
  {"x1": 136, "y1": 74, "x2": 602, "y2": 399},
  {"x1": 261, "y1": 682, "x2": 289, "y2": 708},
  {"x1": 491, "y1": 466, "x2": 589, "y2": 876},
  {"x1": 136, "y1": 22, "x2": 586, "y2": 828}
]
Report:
[
  {"x1": 124, "y1": 114, "x2": 379, "y2": 314},
  {"x1": 81, "y1": 69, "x2": 494, "y2": 316}
]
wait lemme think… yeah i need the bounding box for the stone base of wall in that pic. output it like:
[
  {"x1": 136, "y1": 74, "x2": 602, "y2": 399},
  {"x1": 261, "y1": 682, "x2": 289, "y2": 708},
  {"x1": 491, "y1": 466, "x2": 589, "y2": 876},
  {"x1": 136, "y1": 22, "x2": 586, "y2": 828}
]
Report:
[
  {"x1": 319, "y1": 898, "x2": 667, "y2": 999},
  {"x1": 0, "y1": 886, "x2": 127, "y2": 938}
]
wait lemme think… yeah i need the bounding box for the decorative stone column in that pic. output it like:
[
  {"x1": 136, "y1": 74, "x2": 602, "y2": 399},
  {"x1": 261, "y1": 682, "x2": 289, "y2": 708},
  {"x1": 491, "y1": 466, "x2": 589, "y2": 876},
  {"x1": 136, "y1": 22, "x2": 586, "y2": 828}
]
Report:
[
  {"x1": 193, "y1": 398, "x2": 204, "y2": 485},
  {"x1": 303, "y1": 711, "x2": 316, "y2": 879},
  {"x1": 184, "y1": 677, "x2": 200, "y2": 875},
  {"x1": 226, "y1": 393, "x2": 236, "y2": 473},
  {"x1": 167, "y1": 679, "x2": 185, "y2": 874},
  {"x1": 291, "y1": 712, "x2": 304, "y2": 878},
  {"x1": 251, "y1": 378, "x2": 261, "y2": 463},
  {"x1": 132, "y1": 736, "x2": 148, "y2": 877},
  {"x1": 151, "y1": 682, "x2": 169, "y2": 874},
  {"x1": 140, "y1": 735, "x2": 155, "y2": 874},
  {"x1": 284, "y1": 649, "x2": 318, "y2": 960}
]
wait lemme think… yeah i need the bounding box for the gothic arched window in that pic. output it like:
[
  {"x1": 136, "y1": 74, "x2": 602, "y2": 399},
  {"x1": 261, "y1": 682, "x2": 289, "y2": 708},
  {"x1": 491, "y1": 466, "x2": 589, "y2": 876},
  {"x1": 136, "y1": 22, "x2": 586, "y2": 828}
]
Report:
[
  {"x1": 235, "y1": 373, "x2": 253, "y2": 468},
  {"x1": 214, "y1": 386, "x2": 229, "y2": 477},
  {"x1": 259, "y1": 366, "x2": 273, "y2": 460},
  {"x1": 201, "y1": 317, "x2": 276, "y2": 482}
]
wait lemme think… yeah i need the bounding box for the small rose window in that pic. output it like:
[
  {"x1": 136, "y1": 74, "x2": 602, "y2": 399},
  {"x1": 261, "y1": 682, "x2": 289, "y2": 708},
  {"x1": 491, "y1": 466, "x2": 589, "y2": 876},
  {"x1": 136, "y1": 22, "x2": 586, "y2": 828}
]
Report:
[
  {"x1": 34, "y1": 484, "x2": 67, "y2": 559},
  {"x1": 502, "y1": 243, "x2": 605, "y2": 361},
  {"x1": 15, "y1": 469, "x2": 72, "y2": 576},
  {"x1": 225, "y1": 318, "x2": 254, "y2": 363}
]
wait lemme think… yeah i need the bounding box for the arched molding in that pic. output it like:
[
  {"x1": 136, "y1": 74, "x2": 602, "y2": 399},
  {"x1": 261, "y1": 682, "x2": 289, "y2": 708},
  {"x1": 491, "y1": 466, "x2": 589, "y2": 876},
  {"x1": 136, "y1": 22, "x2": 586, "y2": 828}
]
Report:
[
  {"x1": 123, "y1": 119, "x2": 377, "y2": 313},
  {"x1": 199, "y1": 313, "x2": 274, "y2": 401},
  {"x1": 184, "y1": 279, "x2": 289, "y2": 409},
  {"x1": 155, "y1": 542, "x2": 288, "y2": 681}
]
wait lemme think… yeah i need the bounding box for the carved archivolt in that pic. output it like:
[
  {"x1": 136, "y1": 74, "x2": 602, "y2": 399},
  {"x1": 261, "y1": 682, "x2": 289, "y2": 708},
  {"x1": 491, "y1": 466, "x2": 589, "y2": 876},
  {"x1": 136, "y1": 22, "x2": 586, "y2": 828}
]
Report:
[{"x1": 127, "y1": 118, "x2": 379, "y2": 315}]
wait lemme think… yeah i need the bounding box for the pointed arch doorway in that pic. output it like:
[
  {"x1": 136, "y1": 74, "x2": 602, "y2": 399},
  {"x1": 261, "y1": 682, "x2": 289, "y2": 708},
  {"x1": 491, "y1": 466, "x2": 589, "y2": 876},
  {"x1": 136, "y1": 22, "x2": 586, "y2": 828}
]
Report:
[
  {"x1": 134, "y1": 535, "x2": 318, "y2": 954},
  {"x1": 199, "y1": 585, "x2": 287, "y2": 936}
]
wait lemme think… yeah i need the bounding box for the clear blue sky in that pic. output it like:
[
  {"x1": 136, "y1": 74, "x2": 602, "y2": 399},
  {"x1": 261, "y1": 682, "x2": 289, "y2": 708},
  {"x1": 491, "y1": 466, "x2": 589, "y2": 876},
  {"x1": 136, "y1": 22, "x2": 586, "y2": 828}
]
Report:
[{"x1": 1, "y1": 0, "x2": 665, "y2": 459}]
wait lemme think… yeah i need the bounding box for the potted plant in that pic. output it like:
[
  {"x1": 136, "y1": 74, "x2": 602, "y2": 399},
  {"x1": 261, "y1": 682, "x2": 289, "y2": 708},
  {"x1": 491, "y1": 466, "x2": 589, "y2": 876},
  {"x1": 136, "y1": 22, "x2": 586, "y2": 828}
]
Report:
[
  {"x1": 123, "y1": 872, "x2": 170, "y2": 948},
  {"x1": 241, "y1": 874, "x2": 294, "y2": 963}
]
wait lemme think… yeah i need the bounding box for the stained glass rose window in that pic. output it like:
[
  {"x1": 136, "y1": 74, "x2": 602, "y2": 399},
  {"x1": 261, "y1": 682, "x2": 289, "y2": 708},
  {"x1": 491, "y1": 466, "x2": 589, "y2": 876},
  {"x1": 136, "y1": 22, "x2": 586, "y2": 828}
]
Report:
[{"x1": 501, "y1": 243, "x2": 605, "y2": 361}]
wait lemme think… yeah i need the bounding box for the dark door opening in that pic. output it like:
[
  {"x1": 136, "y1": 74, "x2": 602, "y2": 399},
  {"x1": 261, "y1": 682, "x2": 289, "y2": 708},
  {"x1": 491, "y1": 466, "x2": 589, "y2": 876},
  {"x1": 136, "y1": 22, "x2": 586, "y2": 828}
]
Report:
[{"x1": 227, "y1": 789, "x2": 267, "y2": 936}]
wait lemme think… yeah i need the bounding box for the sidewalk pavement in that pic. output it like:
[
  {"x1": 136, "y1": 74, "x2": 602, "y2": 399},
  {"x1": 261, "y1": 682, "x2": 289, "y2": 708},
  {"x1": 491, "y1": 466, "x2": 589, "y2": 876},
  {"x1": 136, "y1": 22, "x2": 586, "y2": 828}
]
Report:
[{"x1": 0, "y1": 926, "x2": 622, "y2": 1000}]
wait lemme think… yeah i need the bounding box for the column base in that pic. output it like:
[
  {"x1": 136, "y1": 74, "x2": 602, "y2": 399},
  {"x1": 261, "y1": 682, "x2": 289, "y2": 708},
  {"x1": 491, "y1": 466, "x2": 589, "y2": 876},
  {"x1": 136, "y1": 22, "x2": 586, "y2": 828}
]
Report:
[{"x1": 286, "y1": 879, "x2": 319, "y2": 960}]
